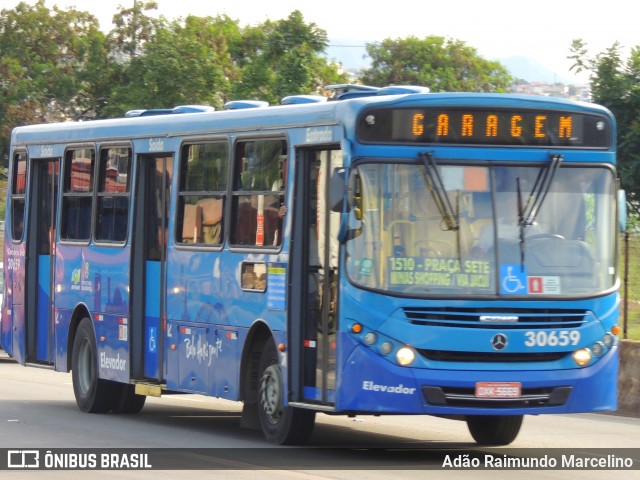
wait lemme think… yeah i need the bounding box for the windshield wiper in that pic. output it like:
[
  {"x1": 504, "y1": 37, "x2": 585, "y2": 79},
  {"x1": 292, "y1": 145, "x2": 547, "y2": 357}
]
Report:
[
  {"x1": 520, "y1": 154, "x2": 563, "y2": 226},
  {"x1": 516, "y1": 154, "x2": 563, "y2": 266},
  {"x1": 419, "y1": 152, "x2": 459, "y2": 231}
]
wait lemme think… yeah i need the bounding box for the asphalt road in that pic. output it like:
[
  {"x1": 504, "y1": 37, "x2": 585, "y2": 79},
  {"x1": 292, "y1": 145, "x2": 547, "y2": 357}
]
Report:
[{"x1": 0, "y1": 350, "x2": 638, "y2": 479}]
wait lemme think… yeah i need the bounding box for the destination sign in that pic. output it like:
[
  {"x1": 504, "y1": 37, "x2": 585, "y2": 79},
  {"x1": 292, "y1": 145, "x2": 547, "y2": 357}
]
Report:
[
  {"x1": 357, "y1": 107, "x2": 611, "y2": 148},
  {"x1": 388, "y1": 257, "x2": 491, "y2": 289}
]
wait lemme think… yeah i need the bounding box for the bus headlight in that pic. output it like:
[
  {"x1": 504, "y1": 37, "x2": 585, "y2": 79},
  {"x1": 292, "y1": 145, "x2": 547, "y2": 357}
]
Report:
[
  {"x1": 591, "y1": 341, "x2": 605, "y2": 357},
  {"x1": 572, "y1": 348, "x2": 592, "y2": 367},
  {"x1": 363, "y1": 332, "x2": 377, "y2": 346},
  {"x1": 602, "y1": 333, "x2": 614, "y2": 348},
  {"x1": 396, "y1": 347, "x2": 415, "y2": 366},
  {"x1": 380, "y1": 342, "x2": 393, "y2": 355}
]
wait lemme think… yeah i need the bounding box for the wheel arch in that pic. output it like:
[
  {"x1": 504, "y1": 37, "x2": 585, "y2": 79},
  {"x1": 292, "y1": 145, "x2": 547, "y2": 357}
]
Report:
[
  {"x1": 65, "y1": 303, "x2": 93, "y2": 372},
  {"x1": 239, "y1": 320, "x2": 274, "y2": 404}
]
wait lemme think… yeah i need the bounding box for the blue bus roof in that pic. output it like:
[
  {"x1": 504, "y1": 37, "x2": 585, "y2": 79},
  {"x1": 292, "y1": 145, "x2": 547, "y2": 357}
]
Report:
[{"x1": 10, "y1": 91, "x2": 614, "y2": 147}]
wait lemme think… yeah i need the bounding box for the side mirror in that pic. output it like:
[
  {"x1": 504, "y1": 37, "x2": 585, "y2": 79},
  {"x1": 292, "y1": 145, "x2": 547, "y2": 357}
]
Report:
[
  {"x1": 333, "y1": 168, "x2": 365, "y2": 243},
  {"x1": 329, "y1": 168, "x2": 346, "y2": 212},
  {"x1": 348, "y1": 171, "x2": 363, "y2": 220},
  {"x1": 618, "y1": 189, "x2": 627, "y2": 232}
]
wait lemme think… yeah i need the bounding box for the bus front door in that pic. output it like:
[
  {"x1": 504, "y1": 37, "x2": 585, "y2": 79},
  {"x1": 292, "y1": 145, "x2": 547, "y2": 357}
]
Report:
[
  {"x1": 131, "y1": 154, "x2": 173, "y2": 381},
  {"x1": 25, "y1": 158, "x2": 59, "y2": 365},
  {"x1": 291, "y1": 148, "x2": 342, "y2": 406}
]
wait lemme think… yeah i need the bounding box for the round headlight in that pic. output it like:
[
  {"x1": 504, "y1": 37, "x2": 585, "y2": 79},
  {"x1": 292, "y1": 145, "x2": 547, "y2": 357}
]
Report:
[
  {"x1": 602, "y1": 333, "x2": 614, "y2": 348},
  {"x1": 363, "y1": 332, "x2": 377, "y2": 346},
  {"x1": 396, "y1": 347, "x2": 415, "y2": 366},
  {"x1": 591, "y1": 341, "x2": 605, "y2": 357},
  {"x1": 380, "y1": 342, "x2": 393, "y2": 355},
  {"x1": 572, "y1": 348, "x2": 592, "y2": 367}
]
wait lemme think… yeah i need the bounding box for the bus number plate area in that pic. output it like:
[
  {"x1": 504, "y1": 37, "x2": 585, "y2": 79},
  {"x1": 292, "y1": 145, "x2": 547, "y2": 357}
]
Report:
[{"x1": 475, "y1": 382, "x2": 522, "y2": 398}]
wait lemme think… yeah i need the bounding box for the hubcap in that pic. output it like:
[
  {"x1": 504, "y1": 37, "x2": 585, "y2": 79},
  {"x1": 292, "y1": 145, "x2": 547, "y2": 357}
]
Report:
[
  {"x1": 77, "y1": 338, "x2": 94, "y2": 395},
  {"x1": 260, "y1": 364, "x2": 283, "y2": 424}
]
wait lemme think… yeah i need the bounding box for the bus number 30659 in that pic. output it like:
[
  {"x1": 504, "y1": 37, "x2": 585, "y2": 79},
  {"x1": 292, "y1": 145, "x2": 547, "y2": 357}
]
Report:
[{"x1": 524, "y1": 330, "x2": 580, "y2": 347}]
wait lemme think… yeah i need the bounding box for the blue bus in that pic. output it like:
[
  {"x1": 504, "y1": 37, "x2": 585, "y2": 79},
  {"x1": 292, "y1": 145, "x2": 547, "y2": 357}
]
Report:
[{"x1": 1, "y1": 85, "x2": 625, "y2": 445}]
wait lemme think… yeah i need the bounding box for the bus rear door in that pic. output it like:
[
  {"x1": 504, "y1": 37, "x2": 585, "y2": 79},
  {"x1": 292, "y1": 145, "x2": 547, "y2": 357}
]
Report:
[{"x1": 131, "y1": 154, "x2": 173, "y2": 381}]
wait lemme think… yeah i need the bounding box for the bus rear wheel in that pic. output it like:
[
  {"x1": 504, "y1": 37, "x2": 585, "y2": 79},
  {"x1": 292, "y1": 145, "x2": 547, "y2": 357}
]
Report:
[
  {"x1": 466, "y1": 415, "x2": 523, "y2": 445},
  {"x1": 71, "y1": 318, "x2": 121, "y2": 413},
  {"x1": 258, "y1": 340, "x2": 315, "y2": 444},
  {"x1": 113, "y1": 384, "x2": 146, "y2": 414}
]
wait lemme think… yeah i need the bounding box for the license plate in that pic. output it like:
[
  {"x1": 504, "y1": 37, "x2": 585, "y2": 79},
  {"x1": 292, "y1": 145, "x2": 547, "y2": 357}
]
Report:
[{"x1": 475, "y1": 382, "x2": 522, "y2": 398}]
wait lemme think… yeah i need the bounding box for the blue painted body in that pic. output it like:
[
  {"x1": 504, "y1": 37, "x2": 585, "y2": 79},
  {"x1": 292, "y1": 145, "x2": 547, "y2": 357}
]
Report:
[
  {"x1": 54, "y1": 243, "x2": 132, "y2": 382},
  {"x1": 1, "y1": 91, "x2": 620, "y2": 418},
  {"x1": 333, "y1": 281, "x2": 619, "y2": 414},
  {"x1": 144, "y1": 262, "x2": 161, "y2": 379},
  {"x1": 36, "y1": 256, "x2": 52, "y2": 361}
]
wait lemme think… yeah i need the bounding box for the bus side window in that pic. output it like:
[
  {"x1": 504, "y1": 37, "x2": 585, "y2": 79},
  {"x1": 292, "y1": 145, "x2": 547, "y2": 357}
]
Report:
[
  {"x1": 233, "y1": 196, "x2": 257, "y2": 245},
  {"x1": 61, "y1": 148, "x2": 95, "y2": 242},
  {"x1": 181, "y1": 204, "x2": 202, "y2": 243},
  {"x1": 197, "y1": 197, "x2": 223, "y2": 244},
  {"x1": 63, "y1": 197, "x2": 92, "y2": 240},
  {"x1": 231, "y1": 139, "x2": 287, "y2": 247},
  {"x1": 10, "y1": 152, "x2": 27, "y2": 241},
  {"x1": 177, "y1": 142, "x2": 228, "y2": 246},
  {"x1": 95, "y1": 147, "x2": 131, "y2": 243}
]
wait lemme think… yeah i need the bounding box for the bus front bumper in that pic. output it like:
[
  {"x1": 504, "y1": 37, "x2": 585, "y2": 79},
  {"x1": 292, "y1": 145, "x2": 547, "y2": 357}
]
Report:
[{"x1": 337, "y1": 343, "x2": 618, "y2": 416}]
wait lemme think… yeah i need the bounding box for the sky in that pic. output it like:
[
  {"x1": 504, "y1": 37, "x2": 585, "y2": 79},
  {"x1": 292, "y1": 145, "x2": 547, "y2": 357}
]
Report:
[{"x1": 1, "y1": 0, "x2": 639, "y2": 84}]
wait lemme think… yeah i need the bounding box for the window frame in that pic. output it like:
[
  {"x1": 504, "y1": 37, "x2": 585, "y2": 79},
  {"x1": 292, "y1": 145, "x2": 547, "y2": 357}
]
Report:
[
  {"x1": 229, "y1": 137, "x2": 288, "y2": 250},
  {"x1": 60, "y1": 146, "x2": 96, "y2": 244},
  {"x1": 176, "y1": 140, "x2": 230, "y2": 248},
  {"x1": 94, "y1": 145, "x2": 132, "y2": 245},
  {"x1": 10, "y1": 150, "x2": 28, "y2": 242}
]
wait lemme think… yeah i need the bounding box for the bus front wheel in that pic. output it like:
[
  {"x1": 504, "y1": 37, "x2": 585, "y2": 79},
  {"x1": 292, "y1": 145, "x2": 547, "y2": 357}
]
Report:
[
  {"x1": 466, "y1": 415, "x2": 523, "y2": 445},
  {"x1": 258, "y1": 340, "x2": 315, "y2": 444},
  {"x1": 71, "y1": 318, "x2": 120, "y2": 413}
]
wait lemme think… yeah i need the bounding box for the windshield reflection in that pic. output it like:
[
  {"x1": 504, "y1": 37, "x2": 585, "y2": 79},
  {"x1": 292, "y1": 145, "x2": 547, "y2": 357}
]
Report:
[{"x1": 345, "y1": 162, "x2": 616, "y2": 296}]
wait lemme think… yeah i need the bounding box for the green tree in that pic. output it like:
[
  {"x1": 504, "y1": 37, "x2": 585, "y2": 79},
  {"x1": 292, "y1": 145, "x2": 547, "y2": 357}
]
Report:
[
  {"x1": 232, "y1": 11, "x2": 347, "y2": 104},
  {"x1": 570, "y1": 39, "x2": 640, "y2": 216},
  {"x1": 0, "y1": 1, "x2": 112, "y2": 158},
  {"x1": 360, "y1": 36, "x2": 513, "y2": 92},
  {"x1": 110, "y1": 14, "x2": 239, "y2": 112},
  {"x1": 102, "y1": 1, "x2": 167, "y2": 116},
  {"x1": 110, "y1": 0, "x2": 161, "y2": 59}
]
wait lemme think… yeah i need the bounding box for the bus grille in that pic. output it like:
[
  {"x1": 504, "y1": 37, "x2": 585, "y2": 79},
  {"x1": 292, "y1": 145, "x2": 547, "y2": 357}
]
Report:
[
  {"x1": 423, "y1": 386, "x2": 572, "y2": 408},
  {"x1": 402, "y1": 307, "x2": 588, "y2": 329},
  {"x1": 417, "y1": 349, "x2": 568, "y2": 363}
]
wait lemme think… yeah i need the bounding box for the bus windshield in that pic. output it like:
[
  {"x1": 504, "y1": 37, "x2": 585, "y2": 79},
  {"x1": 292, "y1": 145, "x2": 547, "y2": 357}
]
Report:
[{"x1": 345, "y1": 161, "x2": 617, "y2": 296}]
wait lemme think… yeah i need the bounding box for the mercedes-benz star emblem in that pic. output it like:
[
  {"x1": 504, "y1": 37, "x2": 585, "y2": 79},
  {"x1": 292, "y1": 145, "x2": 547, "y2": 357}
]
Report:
[{"x1": 491, "y1": 333, "x2": 508, "y2": 351}]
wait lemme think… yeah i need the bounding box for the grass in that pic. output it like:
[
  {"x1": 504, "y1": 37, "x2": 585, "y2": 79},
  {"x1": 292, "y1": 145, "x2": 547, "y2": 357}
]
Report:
[
  {"x1": 620, "y1": 233, "x2": 640, "y2": 341},
  {"x1": 621, "y1": 305, "x2": 640, "y2": 341}
]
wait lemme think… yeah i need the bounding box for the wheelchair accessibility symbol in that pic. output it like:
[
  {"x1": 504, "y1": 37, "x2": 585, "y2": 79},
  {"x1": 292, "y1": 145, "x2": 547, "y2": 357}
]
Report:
[
  {"x1": 500, "y1": 264, "x2": 528, "y2": 295},
  {"x1": 148, "y1": 327, "x2": 157, "y2": 353}
]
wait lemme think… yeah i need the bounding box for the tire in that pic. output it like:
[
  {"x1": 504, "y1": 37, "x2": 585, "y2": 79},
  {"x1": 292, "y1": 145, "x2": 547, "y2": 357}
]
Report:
[
  {"x1": 113, "y1": 384, "x2": 146, "y2": 414},
  {"x1": 466, "y1": 415, "x2": 523, "y2": 446},
  {"x1": 258, "y1": 340, "x2": 315, "y2": 445},
  {"x1": 71, "y1": 318, "x2": 121, "y2": 413}
]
